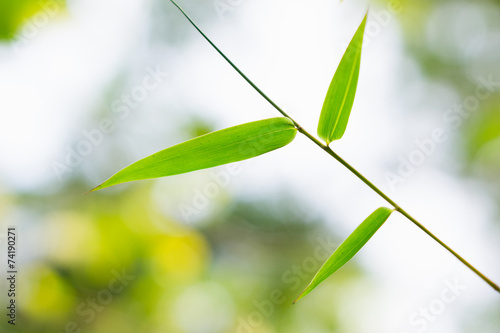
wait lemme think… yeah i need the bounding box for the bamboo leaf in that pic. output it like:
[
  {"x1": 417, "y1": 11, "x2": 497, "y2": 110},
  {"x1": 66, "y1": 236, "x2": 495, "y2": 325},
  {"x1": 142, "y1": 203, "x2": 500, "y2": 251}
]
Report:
[
  {"x1": 294, "y1": 207, "x2": 393, "y2": 303},
  {"x1": 90, "y1": 117, "x2": 297, "y2": 192},
  {"x1": 317, "y1": 14, "x2": 367, "y2": 144}
]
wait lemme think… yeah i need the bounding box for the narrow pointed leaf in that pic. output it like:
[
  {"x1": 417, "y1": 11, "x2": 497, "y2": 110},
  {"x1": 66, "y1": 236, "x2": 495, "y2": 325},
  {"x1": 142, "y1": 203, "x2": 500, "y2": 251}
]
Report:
[
  {"x1": 317, "y1": 14, "x2": 367, "y2": 144},
  {"x1": 294, "y1": 207, "x2": 393, "y2": 303},
  {"x1": 90, "y1": 117, "x2": 297, "y2": 192}
]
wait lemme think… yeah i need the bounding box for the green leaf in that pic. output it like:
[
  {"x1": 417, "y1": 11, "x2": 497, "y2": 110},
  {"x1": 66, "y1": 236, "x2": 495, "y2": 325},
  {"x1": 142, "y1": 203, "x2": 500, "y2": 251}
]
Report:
[
  {"x1": 89, "y1": 117, "x2": 297, "y2": 192},
  {"x1": 294, "y1": 207, "x2": 393, "y2": 303},
  {"x1": 317, "y1": 14, "x2": 367, "y2": 144}
]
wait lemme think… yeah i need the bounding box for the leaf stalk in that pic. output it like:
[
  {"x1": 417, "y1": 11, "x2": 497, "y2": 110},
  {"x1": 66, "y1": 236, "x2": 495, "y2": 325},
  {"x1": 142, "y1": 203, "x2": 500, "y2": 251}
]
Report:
[{"x1": 170, "y1": 0, "x2": 500, "y2": 293}]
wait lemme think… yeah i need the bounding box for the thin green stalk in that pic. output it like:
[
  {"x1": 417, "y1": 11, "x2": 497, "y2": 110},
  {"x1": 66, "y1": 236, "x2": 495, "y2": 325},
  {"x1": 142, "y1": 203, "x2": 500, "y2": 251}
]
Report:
[
  {"x1": 169, "y1": 0, "x2": 294, "y2": 122},
  {"x1": 298, "y1": 128, "x2": 500, "y2": 292},
  {"x1": 170, "y1": 0, "x2": 500, "y2": 293}
]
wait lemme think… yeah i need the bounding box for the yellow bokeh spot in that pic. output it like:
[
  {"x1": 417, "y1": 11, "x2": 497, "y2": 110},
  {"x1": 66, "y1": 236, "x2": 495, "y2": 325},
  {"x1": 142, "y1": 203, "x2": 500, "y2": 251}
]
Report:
[
  {"x1": 46, "y1": 211, "x2": 101, "y2": 267},
  {"x1": 150, "y1": 232, "x2": 209, "y2": 283},
  {"x1": 0, "y1": 0, "x2": 66, "y2": 40},
  {"x1": 20, "y1": 264, "x2": 76, "y2": 322}
]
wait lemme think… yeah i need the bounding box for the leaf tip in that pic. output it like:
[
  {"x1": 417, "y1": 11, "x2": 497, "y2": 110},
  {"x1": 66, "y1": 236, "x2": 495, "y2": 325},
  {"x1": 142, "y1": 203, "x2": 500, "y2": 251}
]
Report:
[
  {"x1": 292, "y1": 286, "x2": 310, "y2": 305},
  {"x1": 83, "y1": 183, "x2": 104, "y2": 195},
  {"x1": 292, "y1": 294, "x2": 302, "y2": 305}
]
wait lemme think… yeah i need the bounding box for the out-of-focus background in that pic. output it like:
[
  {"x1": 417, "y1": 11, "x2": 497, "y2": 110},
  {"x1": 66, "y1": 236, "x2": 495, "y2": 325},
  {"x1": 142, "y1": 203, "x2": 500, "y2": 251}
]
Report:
[{"x1": 1, "y1": 0, "x2": 499, "y2": 332}]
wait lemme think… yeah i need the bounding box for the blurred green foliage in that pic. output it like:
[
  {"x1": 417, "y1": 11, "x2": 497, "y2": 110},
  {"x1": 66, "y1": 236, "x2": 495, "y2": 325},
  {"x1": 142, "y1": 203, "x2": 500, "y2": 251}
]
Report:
[
  {"x1": 379, "y1": 0, "x2": 500, "y2": 206},
  {"x1": 0, "y1": 0, "x2": 65, "y2": 40},
  {"x1": 1, "y1": 184, "x2": 365, "y2": 332},
  {"x1": 1, "y1": 0, "x2": 499, "y2": 332}
]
